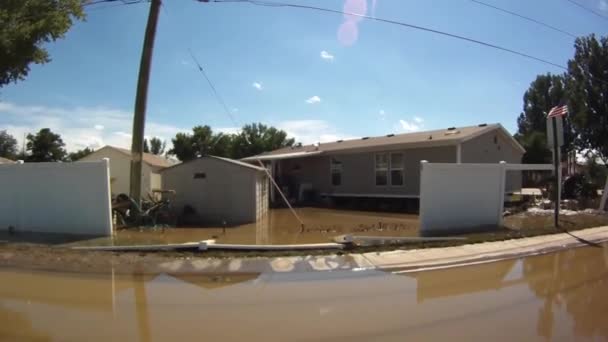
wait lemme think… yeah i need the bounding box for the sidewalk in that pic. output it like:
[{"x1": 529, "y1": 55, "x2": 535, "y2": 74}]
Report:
[{"x1": 154, "y1": 226, "x2": 608, "y2": 274}]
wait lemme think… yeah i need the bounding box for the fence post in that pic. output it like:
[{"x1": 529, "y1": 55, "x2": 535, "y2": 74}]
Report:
[
  {"x1": 498, "y1": 161, "x2": 507, "y2": 226},
  {"x1": 419, "y1": 160, "x2": 428, "y2": 232}
]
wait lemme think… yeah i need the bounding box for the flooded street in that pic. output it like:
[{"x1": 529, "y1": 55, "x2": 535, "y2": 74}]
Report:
[
  {"x1": 99, "y1": 208, "x2": 420, "y2": 246},
  {"x1": 1, "y1": 245, "x2": 607, "y2": 341},
  {"x1": 73, "y1": 207, "x2": 608, "y2": 247}
]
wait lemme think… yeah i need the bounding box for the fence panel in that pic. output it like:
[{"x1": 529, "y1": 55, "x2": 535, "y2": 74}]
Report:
[
  {"x1": 420, "y1": 162, "x2": 505, "y2": 236},
  {"x1": 0, "y1": 160, "x2": 112, "y2": 236}
]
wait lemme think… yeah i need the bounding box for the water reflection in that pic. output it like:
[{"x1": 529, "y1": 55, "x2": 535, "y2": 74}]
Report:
[
  {"x1": 408, "y1": 260, "x2": 520, "y2": 303},
  {"x1": 523, "y1": 246, "x2": 608, "y2": 340},
  {"x1": 0, "y1": 245, "x2": 607, "y2": 341},
  {"x1": 401, "y1": 245, "x2": 608, "y2": 341},
  {"x1": 0, "y1": 305, "x2": 51, "y2": 341}
]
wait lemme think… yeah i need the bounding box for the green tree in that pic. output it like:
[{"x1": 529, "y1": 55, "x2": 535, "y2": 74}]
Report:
[
  {"x1": 566, "y1": 34, "x2": 608, "y2": 165},
  {"x1": 582, "y1": 153, "x2": 608, "y2": 187},
  {"x1": 168, "y1": 126, "x2": 231, "y2": 161},
  {"x1": 143, "y1": 139, "x2": 150, "y2": 153},
  {"x1": 0, "y1": 0, "x2": 85, "y2": 88},
  {"x1": 148, "y1": 137, "x2": 166, "y2": 155},
  {"x1": 515, "y1": 74, "x2": 574, "y2": 163},
  {"x1": 168, "y1": 132, "x2": 196, "y2": 161},
  {"x1": 67, "y1": 147, "x2": 93, "y2": 161},
  {"x1": 0, "y1": 130, "x2": 18, "y2": 159},
  {"x1": 230, "y1": 123, "x2": 295, "y2": 159},
  {"x1": 25, "y1": 128, "x2": 67, "y2": 162}
]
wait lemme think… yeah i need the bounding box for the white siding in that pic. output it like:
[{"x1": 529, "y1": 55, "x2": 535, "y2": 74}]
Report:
[
  {"x1": 162, "y1": 158, "x2": 267, "y2": 225},
  {"x1": 420, "y1": 162, "x2": 506, "y2": 236},
  {"x1": 0, "y1": 161, "x2": 112, "y2": 236}
]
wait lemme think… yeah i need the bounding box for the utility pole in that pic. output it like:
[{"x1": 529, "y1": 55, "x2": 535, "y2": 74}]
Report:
[{"x1": 129, "y1": 0, "x2": 161, "y2": 206}]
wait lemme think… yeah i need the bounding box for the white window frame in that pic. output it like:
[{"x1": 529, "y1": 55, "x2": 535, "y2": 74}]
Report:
[
  {"x1": 374, "y1": 153, "x2": 389, "y2": 186},
  {"x1": 330, "y1": 157, "x2": 343, "y2": 186},
  {"x1": 389, "y1": 152, "x2": 404, "y2": 186}
]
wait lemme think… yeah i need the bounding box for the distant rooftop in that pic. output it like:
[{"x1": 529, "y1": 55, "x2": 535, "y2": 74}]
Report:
[
  {"x1": 244, "y1": 123, "x2": 518, "y2": 160},
  {"x1": 105, "y1": 146, "x2": 176, "y2": 168},
  {"x1": 0, "y1": 156, "x2": 16, "y2": 164}
]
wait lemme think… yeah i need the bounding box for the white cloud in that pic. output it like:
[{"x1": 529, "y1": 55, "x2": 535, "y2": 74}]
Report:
[
  {"x1": 276, "y1": 119, "x2": 355, "y2": 144},
  {"x1": 600, "y1": 0, "x2": 608, "y2": 11},
  {"x1": 398, "y1": 119, "x2": 421, "y2": 132},
  {"x1": 320, "y1": 50, "x2": 334, "y2": 61},
  {"x1": 0, "y1": 102, "x2": 188, "y2": 152},
  {"x1": 306, "y1": 95, "x2": 321, "y2": 104},
  {"x1": 379, "y1": 109, "x2": 386, "y2": 120},
  {"x1": 252, "y1": 82, "x2": 263, "y2": 90},
  {"x1": 215, "y1": 127, "x2": 240, "y2": 135},
  {"x1": 413, "y1": 116, "x2": 424, "y2": 124}
]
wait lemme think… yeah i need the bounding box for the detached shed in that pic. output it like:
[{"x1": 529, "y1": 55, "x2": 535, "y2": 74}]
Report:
[{"x1": 161, "y1": 156, "x2": 269, "y2": 226}]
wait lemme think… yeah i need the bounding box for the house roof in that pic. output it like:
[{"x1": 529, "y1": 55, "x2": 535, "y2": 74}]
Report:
[
  {"x1": 208, "y1": 155, "x2": 266, "y2": 171},
  {"x1": 100, "y1": 146, "x2": 175, "y2": 168},
  {"x1": 0, "y1": 157, "x2": 16, "y2": 164},
  {"x1": 160, "y1": 155, "x2": 266, "y2": 173},
  {"x1": 243, "y1": 123, "x2": 524, "y2": 161}
]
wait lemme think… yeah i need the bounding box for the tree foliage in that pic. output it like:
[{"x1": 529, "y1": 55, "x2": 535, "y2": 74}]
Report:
[
  {"x1": 230, "y1": 123, "x2": 295, "y2": 159},
  {"x1": 148, "y1": 137, "x2": 166, "y2": 155},
  {"x1": 168, "y1": 123, "x2": 295, "y2": 161},
  {"x1": 25, "y1": 128, "x2": 67, "y2": 162},
  {"x1": 566, "y1": 34, "x2": 608, "y2": 165},
  {"x1": 67, "y1": 147, "x2": 93, "y2": 161},
  {"x1": 515, "y1": 74, "x2": 574, "y2": 163},
  {"x1": 168, "y1": 126, "x2": 228, "y2": 161},
  {"x1": 0, "y1": 130, "x2": 18, "y2": 159},
  {"x1": 0, "y1": 0, "x2": 85, "y2": 88}
]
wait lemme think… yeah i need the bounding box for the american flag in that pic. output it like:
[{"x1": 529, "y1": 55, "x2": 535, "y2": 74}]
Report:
[{"x1": 547, "y1": 104, "x2": 568, "y2": 118}]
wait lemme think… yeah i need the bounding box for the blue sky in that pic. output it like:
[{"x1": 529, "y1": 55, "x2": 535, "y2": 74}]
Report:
[{"x1": 1, "y1": 0, "x2": 608, "y2": 152}]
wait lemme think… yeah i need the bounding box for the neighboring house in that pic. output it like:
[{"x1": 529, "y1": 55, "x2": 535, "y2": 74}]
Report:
[
  {"x1": 0, "y1": 157, "x2": 16, "y2": 164},
  {"x1": 79, "y1": 145, "x2": 174, "y2": 198},
  {"x1": 161, "y1": 156, "x2": 269, "y2": 226},
  {"x1": 243, "y1": 123, "x2": 525, "y2": 205}
]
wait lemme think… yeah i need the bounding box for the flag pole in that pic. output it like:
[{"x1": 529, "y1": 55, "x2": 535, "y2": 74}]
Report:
[{"x1": 552, "y1": 115, "x2": 560, "y2": 228}]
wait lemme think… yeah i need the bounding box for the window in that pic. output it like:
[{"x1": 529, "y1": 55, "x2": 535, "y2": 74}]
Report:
[
  {"x1": 375, "y1": 153, "x2": 388, "y2": 186},
  {"x1": 330, "y1": 158, "x2": 342, "y2": 186},
  {"x1": 375, "y1": 153, "x2": 404, "y2": 186},
  {"x1": 390, "y1": 153, "x2": 404, "y2": 186}
]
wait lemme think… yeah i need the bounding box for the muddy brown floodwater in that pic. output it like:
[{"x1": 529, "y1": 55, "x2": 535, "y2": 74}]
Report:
[
  {"x1": 69, "y1": 207, "x2": 608, "y2": 247},
  {"x1": 85, "y1": 207, "x2": 421, "y2": 246},
  {"x1": 1, "y1": 244, "x2": 607, "y2": 341}
]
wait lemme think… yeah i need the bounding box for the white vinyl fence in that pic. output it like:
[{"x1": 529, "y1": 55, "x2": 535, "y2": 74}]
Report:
[
  {"x1": 419, "y1": 161, "x2": 552, "y2": 236},
  {"x1": 0, "y1": 160, "x2": 113, "y2": 236}
]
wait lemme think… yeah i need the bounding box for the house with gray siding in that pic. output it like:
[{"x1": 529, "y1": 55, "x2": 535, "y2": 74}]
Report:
[
  {"x1": 161, "y1": 156, "x2": 269, "y2": 226},
  {"x1": 243, "y1": 124, "x2": 524, "y2": 206}
]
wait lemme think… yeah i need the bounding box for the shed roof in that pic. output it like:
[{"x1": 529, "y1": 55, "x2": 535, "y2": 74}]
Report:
[
  {"x1": 243, "y1": 123, "x2": 524, "y2": 161},
  {"x1": 0, "y1": 157, "x2": 16, "y2": 164},
  {"x1": 160, "y1": 155, "x2": 266, "y2": 173}
]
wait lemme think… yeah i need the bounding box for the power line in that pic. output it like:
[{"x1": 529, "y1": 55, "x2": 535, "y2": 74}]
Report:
[
  {"x1": 187, "y1": 49, "x2": 241, "y2": 129},
  {"x1": 470, "y1": 0, "x2": 577, "y2": 38},
  {"x1": 566, "y1": 0, "x2": 608, "y2": 21},
  {"x1": 84, "y1": 0, "x2": 148, "y2": 6},
  {"x1": 206, "y1": 0, "x2": 568, "y2": 71}
]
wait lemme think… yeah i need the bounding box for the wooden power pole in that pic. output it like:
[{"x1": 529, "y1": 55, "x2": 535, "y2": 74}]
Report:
[{"x1": 129, "y1": 0, "x2": 161, "y2": 206}]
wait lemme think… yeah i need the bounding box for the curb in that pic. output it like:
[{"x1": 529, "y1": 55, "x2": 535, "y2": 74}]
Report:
[{"x1": 151, "y1": 226, "x2": 608, "y2": 275}]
